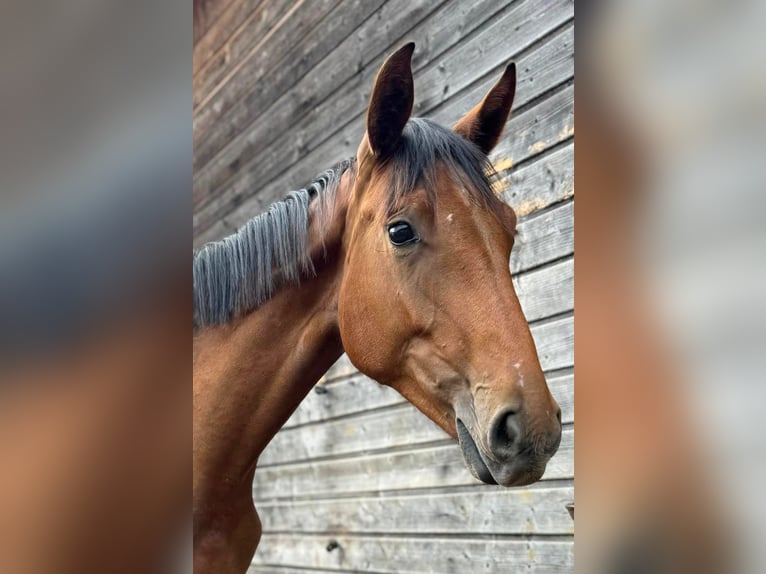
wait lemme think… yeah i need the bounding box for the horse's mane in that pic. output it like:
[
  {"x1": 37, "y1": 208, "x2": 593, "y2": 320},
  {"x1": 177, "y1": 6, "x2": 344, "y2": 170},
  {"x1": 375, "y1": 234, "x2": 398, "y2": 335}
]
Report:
[
  {"x1": 193, "y1": 158, "x2": 354, "y2": 327},
  {"x1": 193, "y1": 118, "x2": 501, "y2": 328}
]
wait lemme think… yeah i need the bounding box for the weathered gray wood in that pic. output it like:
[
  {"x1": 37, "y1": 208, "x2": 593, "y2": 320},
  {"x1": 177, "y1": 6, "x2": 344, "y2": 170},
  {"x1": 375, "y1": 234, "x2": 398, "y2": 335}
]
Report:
[
  {"x1": 193, "y1": 0, "x2": 345, "y2": 153},
  {"x1": 283, "y1": 370, "x2": 572, "y2": 431},
  {"x1": 195, "y1": 2, "x2": 572, "y2": 239},
  {"x1": 253, "y1": 429, "x2": 572, "y2": 500},
  {"x1": 194, "y1": 0, "x2": 237, "y2": 44},
  {"x1": 500, "y1": 139, "x2": 574, "y2": 217},
  {"x1": 192, "y1": 0, "x2": 512, "y2": 214},
  {"x1": 261, "y1": 402, "x2": 458, "y2": 466},
  {"x1": 194, "y1": 0, "x2": 295, "y2": 99},
  {"x1": 515, "y1": 257, "x2": 573, "y2": 322},
  {"x1": 258, "y1": 484, "x2": 574, "y2": 535},
  {"x1": 492, "y1": 81, "x2": 574, "y2": 171},
  {"x1": 511, "y1": 199, "x2": 573, "y2": 274},
  {"x1": 194, "y1": 0, "x2": 379, "y2": 170},
  {"x1": 193, "y1": 0, "x2": 450, "y2": 205},
  {"x1": 251, "y1": 534, "x2": 573, "y2": 573}
]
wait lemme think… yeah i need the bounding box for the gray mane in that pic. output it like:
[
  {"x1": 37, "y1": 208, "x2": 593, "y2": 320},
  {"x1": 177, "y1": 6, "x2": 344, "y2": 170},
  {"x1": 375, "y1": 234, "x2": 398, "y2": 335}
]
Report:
[
  {"x1": 193, "y1": 158, "x2": 354, "y2": 327},
  {"x1": 193, "y1": 118, "x2": 500, "y2": 328}
]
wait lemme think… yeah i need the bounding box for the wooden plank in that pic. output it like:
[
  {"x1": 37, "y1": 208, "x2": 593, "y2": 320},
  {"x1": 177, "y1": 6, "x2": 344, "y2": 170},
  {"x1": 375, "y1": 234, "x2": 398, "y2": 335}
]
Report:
[
  {"x1": 258, "y1": 484, "x2": 574, "y2": 535},
  {"x1": 500, "y1": 139, "x2": 574, "y2": 218},
  {"x1": 253, "y1": 428, "x2": 574, "y2": 503},
  {"x1": 253, "y1": 429, "x2": 572, "y2": 501},
  {"x1": 284, "y1": 369, "x2": 572, "y2": 431},
  {"x1": 515, "y1": 257, "x2": 573, "y2": 322},
  {"x1": 511, "y1": 199, "x2": 573, "y2": 274},
  {"x1": 193, "y1": 0, "x2": 344, "y2": 147},
  {"x1": 194, "y1": 0, "x2": 237, "y2": 44},
  {"x1": 194, "y1": 0, "x2": 295, "y2": 94},
  {"x1": 192, "y1": 0, "x2": 506, "y2": 210},
  {"x1": 322, "y1": 311, "x2": 572, "y2": 383},
  {"x1": 251, "y1": 534, "x2": 573, "y2": 573},
  {"x1": 193, "y1": 0, "x2": 374, "y2": 166},
  {"x1": 195, "y1": 2, "x2": 572, "y2": 238},
  {"x1": 429, "y1": 28, "x2": 574, "y2": 136},
  {"x1": 254, "y1": 429, "x2": 572, "y2": 503},
  {"x1": 261, "y1": 402, "x2": 461, "y2": 466}
]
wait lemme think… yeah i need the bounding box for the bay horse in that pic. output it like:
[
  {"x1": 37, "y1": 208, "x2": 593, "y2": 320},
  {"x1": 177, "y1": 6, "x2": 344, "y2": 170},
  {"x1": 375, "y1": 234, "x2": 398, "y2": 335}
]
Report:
[{"x1": 193, "y1": 43, "x2": 562, "y2": 573}]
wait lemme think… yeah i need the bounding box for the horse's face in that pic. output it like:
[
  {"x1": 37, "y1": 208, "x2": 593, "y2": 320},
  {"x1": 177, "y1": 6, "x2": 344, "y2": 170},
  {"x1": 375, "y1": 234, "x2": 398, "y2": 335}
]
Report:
[{"x1": 337, "y1": 44, "x2": 561, "y2": 487}]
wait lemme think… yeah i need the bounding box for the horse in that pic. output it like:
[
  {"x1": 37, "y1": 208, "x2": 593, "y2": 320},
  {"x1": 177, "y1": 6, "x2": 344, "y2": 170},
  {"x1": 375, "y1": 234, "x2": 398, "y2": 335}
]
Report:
[{"x1": 192, "y1": 42, "x2": 562, "y2": 573}]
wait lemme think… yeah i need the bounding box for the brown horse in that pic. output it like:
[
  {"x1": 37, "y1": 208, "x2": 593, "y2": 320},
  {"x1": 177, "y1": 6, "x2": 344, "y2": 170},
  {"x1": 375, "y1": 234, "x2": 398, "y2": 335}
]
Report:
[{"x1": 193, "y1": 43, "x2": 562, "y2": 573}]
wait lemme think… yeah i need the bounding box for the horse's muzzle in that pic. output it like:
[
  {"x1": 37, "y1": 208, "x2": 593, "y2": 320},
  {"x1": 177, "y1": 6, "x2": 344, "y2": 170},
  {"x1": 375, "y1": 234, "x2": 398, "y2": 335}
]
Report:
[{"x1": 455, "y1": 408, "x2": 561, "y2": 487}]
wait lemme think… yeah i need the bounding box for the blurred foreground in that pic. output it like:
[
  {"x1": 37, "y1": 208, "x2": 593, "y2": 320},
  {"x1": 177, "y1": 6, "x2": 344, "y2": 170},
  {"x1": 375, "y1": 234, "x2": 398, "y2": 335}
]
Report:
[
  {"x1": 0, "y1": 0, "x2": 191, "y2": 572},
  {"x1": 577, "y1": 1, "x2": 766, "y2": 572}
]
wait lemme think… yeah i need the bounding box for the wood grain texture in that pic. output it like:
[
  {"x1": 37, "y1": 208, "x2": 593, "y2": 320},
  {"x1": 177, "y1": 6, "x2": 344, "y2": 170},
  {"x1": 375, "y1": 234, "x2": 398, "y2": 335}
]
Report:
[
  {"x1": 257, "y1": 484, "x2": 575, "y2": 535},
  {"x1": 253, "y1": 429, "x2": 573, "y2": 500},
  {"x1": 194, "y1": 1, "x2": 296, "y2": 98},
  {"x1": 250, "y1": 534, "x2": 574, "y2": 573}
]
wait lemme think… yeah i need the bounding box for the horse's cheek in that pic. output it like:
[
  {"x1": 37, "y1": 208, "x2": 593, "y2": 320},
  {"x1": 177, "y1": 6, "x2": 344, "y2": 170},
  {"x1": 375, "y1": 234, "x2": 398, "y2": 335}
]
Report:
[{"x1": 337, "y1": 293, "x2": 395, "y2": 381}]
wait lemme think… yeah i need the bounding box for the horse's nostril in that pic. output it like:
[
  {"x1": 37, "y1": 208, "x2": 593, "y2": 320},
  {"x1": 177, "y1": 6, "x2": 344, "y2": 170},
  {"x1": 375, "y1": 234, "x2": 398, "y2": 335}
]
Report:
[
  {"x1": 555, "y1": 407, "x2": 562, "y2": 425},
  {"x1": 490, "y1": 410, "x2": 521, "y2": 454}
]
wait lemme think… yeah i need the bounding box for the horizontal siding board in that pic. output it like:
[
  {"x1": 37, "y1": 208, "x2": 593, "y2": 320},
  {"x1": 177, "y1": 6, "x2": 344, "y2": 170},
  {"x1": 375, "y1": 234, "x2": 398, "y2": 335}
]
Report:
[
  {"x1": 194, "y1": 2, "x2": 574, "y2": 242},
  {"x1": 194, "y1": 0, "x2": 238, "y2": 44},
  {"x1": 194, "y1": 0, "x2": 293, "y2": 84},
  {"x1": 253, "y1": 428, "x2": 573, "y2": 500},
  {"x1": 493, "y1": 81, "x2": 574, "y2": 170},
  {"x1": 515, "y1": 257, "x2": 573, "y2": 322},
  {"x1": 250, "y1": 534, "x2": 574, "y2": 573},
  {"x1": 511, "y1": 199, "x2": 573, "y2": 274},
  {"x1": 500, "y1": 139, "x2": 574, "y2": 217},
  {"x1": 193, "y1": 0, "x2": 345, "y2": 155},
  {"x1": 258, "y1": 485, "x2": 574, "y2": 535}
]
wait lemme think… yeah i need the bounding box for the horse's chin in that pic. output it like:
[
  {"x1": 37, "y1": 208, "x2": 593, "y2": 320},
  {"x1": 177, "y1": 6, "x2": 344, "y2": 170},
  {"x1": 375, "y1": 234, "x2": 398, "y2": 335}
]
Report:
[{"x1": 455, "y1": 419, "x2": 546, "y2": 487}]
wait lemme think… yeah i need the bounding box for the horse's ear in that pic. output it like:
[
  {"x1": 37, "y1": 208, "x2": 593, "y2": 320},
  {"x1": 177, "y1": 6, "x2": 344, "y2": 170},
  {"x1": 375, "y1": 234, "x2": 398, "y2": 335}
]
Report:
[
  {"x1": 453, "y1": 62, "x2": 516, "y2": 154},
  {"x1": 366, "y1": 42, "x2": 415, "y2": 158}
]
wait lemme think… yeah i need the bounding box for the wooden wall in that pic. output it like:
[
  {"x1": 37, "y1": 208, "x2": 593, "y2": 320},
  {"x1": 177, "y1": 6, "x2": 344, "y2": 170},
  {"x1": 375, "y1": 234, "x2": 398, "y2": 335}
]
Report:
[{"x1": 193, "y1": 0, "x2": 574, "y2": 571}]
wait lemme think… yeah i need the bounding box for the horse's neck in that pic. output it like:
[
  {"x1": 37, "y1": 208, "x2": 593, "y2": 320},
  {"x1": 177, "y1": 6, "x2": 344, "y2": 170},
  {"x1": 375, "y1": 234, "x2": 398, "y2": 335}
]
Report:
[{"x1": 193, "y1": 173, "x2": 352, "y2": 498}]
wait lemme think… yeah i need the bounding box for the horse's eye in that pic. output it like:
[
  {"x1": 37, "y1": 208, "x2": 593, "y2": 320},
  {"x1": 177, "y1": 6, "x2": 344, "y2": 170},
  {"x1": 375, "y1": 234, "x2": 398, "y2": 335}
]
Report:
[{"x1": 387, "y1": 221, "x2": 418, "y2": 246}]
